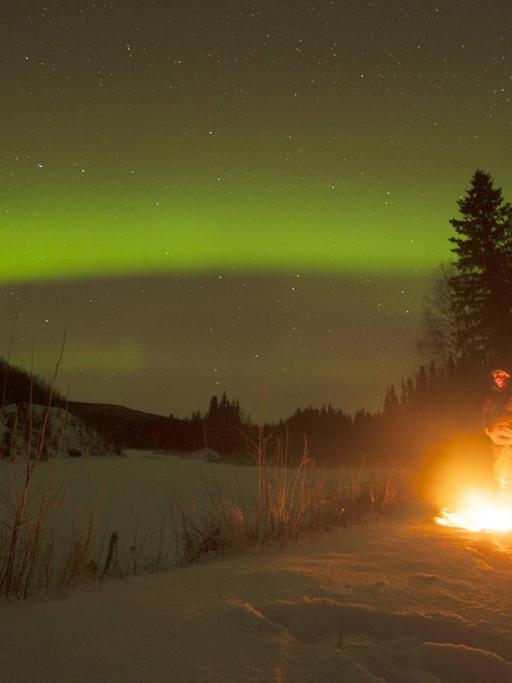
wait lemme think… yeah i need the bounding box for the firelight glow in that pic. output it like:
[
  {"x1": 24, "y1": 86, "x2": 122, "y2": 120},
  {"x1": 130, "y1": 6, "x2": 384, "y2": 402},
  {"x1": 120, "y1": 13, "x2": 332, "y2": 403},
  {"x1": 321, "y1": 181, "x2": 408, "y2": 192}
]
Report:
[{"x1": 435, "y1": 489, "x2": 512, "y2": 533}]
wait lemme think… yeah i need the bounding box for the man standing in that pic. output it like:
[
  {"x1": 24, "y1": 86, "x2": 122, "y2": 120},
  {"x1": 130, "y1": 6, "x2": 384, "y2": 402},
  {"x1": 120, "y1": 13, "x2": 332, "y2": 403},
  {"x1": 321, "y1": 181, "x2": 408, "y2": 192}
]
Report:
[{"x1": 483, "y1": 369, "x2": 512, "y2": 490}]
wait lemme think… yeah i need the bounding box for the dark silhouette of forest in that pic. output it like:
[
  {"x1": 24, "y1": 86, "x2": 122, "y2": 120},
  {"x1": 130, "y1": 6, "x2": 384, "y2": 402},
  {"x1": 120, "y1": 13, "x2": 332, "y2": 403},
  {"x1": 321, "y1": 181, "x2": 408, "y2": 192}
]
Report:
[
  {"x1": 0, "y1": 358, "x2": 63, "y2": 408},
  {"x1": 1, "y1": 170, "x2": 510, "y2": 466}
]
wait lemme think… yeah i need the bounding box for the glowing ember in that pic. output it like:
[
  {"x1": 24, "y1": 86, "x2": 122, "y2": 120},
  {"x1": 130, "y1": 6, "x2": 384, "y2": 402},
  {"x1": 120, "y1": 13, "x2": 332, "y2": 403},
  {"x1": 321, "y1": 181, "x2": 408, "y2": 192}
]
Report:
[{"x1": 435, "y1": 489, "x2": 512, "y2": 533}]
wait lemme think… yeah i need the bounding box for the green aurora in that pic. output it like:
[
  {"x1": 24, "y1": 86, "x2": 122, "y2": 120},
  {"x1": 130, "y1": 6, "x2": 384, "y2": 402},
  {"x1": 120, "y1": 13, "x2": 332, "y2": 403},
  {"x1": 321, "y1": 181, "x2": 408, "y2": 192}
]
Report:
[
  {"x1": 3, "y1": 2, "x2": 511, "y2": 285},
  {"x1": 5, "y1": 174, "x2": 464, "y2": 284}
]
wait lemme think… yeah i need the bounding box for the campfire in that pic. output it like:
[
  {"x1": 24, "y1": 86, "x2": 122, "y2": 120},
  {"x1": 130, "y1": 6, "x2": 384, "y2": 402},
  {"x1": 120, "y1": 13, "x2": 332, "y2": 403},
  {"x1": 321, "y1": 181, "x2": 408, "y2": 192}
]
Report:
[{"x1": 435, "y1": 489, "x2": 512, "y2": 533}]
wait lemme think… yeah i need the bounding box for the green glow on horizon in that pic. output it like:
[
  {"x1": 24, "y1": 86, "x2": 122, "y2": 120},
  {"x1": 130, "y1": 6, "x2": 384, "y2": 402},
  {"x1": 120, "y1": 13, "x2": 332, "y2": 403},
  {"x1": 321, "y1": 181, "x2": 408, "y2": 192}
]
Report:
[
  {"x1": 3, "y1": 179, "x2": 453, "y2": 283},
  {"x1": 10, "y1": 341, "x2": 144, "y2": 374}
]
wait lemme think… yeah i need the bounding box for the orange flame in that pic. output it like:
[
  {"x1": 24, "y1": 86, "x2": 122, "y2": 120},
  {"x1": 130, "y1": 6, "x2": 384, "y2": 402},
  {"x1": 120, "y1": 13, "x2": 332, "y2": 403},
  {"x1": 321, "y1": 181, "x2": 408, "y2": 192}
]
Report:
[{"x1": 435, "y1": 489, "x2": 512, "y2": 533}]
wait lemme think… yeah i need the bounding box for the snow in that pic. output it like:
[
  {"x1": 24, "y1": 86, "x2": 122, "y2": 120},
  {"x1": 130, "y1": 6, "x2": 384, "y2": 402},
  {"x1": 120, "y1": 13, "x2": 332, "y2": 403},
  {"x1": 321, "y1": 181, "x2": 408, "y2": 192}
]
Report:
[
  {"x1": 1, "y1": 403, "x2": 110, "y2": 459},
  {"x1": 1, "y1": 453, "x2": 512, "y2": 681},
  {"x1": 187, "y1": 446, "x2": 222, "y2": 462},
  {"x1": 0, "y1": 450, "x2": 265, "y2": 567}
]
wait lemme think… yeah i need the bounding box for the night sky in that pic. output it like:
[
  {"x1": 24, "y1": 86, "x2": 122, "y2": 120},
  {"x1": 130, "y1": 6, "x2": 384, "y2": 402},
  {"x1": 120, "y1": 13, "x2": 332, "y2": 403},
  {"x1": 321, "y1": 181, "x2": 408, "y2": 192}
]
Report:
[{"x1": 1, "y1": 1, "x2": 511, "y2": 419}]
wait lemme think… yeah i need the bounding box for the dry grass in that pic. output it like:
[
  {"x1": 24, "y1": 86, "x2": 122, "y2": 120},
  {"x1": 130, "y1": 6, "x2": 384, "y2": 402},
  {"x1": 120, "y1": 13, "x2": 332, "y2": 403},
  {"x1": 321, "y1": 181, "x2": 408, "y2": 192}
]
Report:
[
  {"x1": 0, "y1": 340, "x2": 65, "y2": 598},
  {"x1": 0, "y1": 470, "x2": 176, "y2": 598},
  {"x1": 0, "y1": 337, "x2": 111, "y2": 598},
  {"x1": 171, "y1": 430, "x2": 398, "y2": 564}
]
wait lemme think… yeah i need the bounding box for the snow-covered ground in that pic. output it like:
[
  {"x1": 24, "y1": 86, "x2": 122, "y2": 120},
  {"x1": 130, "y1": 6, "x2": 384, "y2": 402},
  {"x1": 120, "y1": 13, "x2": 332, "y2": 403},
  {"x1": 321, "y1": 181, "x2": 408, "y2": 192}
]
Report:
[
  {"x1": 1, "y1": 451, "x2": 512, "y2": 681},
  {"x1": 2, "y1": 505, "x2": 512, "y2": 682},
  {"x1": 0, "y1": 449, "x2": 257, "y2": 579},
  {"x1": 0, "y1": 449, "x2": 386, "y2": 572}
]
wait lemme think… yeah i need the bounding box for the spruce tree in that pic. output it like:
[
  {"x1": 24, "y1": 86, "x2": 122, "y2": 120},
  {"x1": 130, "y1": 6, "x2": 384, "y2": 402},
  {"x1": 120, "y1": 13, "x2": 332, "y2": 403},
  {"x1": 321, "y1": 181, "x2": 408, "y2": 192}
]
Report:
[{"x1": 449, "y1": 170, "x2": 512, "y2": 368}]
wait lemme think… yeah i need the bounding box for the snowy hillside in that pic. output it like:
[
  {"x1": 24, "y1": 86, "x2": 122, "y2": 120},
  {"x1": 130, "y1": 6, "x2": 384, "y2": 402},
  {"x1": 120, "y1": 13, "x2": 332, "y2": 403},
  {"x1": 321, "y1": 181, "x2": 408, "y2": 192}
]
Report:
[
  {"x1": 0, "y1": 403, "x2": 112, "y2": 459},
  {"x1": 2, "y1": 502, "x2": 512, "y2": 682}
]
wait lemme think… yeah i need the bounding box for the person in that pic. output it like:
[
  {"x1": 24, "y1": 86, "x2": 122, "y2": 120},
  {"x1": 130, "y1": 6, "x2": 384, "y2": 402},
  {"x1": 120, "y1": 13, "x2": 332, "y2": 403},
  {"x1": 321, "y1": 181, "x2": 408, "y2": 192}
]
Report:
[{"x1": 483, "y1": 368, "x2": 512, "y2": 490}]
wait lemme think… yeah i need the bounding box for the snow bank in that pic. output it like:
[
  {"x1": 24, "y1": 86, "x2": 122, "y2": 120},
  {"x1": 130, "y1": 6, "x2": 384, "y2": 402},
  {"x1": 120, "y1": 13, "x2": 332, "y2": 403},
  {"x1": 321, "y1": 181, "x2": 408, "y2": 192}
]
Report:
[{"x1": 186, "y1": 446, "x2": 221, "y2": 462}]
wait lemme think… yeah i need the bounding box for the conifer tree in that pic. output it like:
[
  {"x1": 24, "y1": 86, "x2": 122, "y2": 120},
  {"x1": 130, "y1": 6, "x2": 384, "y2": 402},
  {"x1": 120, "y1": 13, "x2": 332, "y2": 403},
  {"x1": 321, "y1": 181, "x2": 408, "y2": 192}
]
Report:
[
  {"x1": 449, "y1": 170, "x2": 512, "y2": 368},
  {"x1": 383, "y1": 385, "x2": 400, "y2": 419}
]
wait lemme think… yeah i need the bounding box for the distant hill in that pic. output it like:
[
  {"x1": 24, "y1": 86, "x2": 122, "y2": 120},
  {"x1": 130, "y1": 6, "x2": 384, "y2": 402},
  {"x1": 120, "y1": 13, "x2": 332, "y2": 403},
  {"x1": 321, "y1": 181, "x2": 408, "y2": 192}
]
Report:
[
  {"x1": 0, "y1": 357, "x2": 184, "y2": 452},
  {"x1": 62, "y1": 401, "x2": 184, "y2": 450}
]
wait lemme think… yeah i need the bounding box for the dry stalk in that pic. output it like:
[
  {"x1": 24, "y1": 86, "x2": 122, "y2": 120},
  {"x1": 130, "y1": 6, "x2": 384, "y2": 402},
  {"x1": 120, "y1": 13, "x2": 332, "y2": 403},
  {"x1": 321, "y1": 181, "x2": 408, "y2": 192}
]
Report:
[{"x1": 172, "y1": 430, "x2": 399, "y2": 565}]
